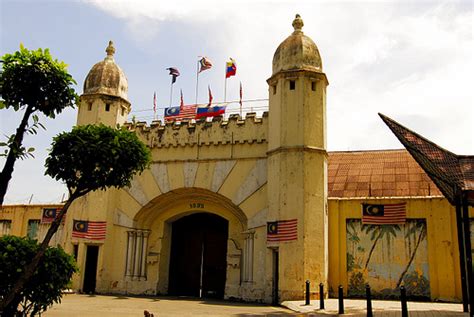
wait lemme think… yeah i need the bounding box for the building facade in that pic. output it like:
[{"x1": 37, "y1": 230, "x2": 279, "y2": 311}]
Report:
[{"x1": 1, "y1": 15, "x2": 472, "y2": 303}]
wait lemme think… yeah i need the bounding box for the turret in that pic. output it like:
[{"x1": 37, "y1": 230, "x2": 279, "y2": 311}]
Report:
[
  {"x1": 266, "y1": 14, "x2": 329, "y2": 301},
  {"x1": 77, "y1": 41, "x2": 130, "y2": 126}
]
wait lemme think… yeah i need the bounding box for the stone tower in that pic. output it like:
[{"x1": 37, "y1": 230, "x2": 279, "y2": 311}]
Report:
[
  {"x1": 77, "y1": 41, "x2": 130, "y2": 127},
  {"x1": 267, "y1": 14, "x2": 329, "y2": 301}
]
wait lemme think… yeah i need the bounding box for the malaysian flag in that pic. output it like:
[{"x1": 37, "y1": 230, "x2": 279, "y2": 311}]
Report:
[
  {"x1": 362, "y1": 203, "x2": 406, "y2": 225},
  {"x1": 41, "y1": 208, "x2": 64, "y2": 224},
  {"x1": 267, "y1": 219, "x2": 298, "y2": 243},
  {"x1": 164, "y1": 105, "x2": 197, "y2": 122},
  {"x1": 72, "y1": 220, "x2": 107, "y2": 240}
]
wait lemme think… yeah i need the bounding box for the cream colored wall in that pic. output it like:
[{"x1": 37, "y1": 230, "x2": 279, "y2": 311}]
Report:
[
  {"x1": 267, "y1": 69, "x2": 329, "y2": 301},
  {"x1": 327, "y1": 197, "x2": 469, "y2": 301},
  {"x1": 77, "y1": 94, "x2": 129, "y2": 127},
  {"x1": 0, "y1": 204, "x2": 63, "y2": 236},
  {"x1": 63, "y1": 117, "x2": 271, "y2": 298}
]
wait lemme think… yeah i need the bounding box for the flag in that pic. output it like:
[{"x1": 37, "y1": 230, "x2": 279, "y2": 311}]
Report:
[
  {"x1": 225, "y1": 58, "x2": 236, "y2": 78},
  {"x1": 164, "y1": 105, "x2": 197, "y2": 121},
  {"x1": 153, "y1": 92, "x2": 157, "y2": 113},
  {"x1": 180, "y1": 89, "x2": 184, "y2": 110},
  {"x1": 267, "y1": 219, "x2": 298, "y2": 243},
  {"x1": 208, "y1": 85, "x2": 213, "y2": 106},
  {"x1": 199, "y1": 57, "x2": 213, "y2": 73},
  {"x1": 167, "y1": 67, "x2": 180, "y2": 84},
  {"x1": 362, "y1": 203, "x2": 407, "y2": 225},
  {"x1": 72, "y1": 220, "x2": 107, "y2": 240},
  {"x1": 41, "y1": 208, "x2": 64, "y2": 224},
  {"x1": 196, "y1": 105, "x2": 226, "y2": 119}
]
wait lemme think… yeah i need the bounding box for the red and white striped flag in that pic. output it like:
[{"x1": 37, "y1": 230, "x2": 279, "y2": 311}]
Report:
[
  {"x1": 72, "y1": 220, "x2": 107, "y2": 240},
  {"x1": 362, "y1": 203, "x2": 406, "y2": 224},
  {"x1": 153, "y1": 92, "x2": 157, "y2": 114},
  {"x1": 267, "y1": 219, "x2": 298, "y2": 243}
]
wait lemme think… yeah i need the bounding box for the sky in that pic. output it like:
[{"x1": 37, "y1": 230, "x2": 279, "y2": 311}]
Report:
[{"x1": 0, "y1": 0, "x2": 473, "y2": 204}]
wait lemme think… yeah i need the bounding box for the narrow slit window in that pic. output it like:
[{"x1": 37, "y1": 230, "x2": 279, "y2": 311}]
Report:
[
  {"x1": 289, "y1": 80, "x2": 296, "y2": 90},
  {"x1": 105, "y1": 103, "x2": 111, "y2": 112},
  {"x1": 121, "y1": 108, "x2": 125, "y2": 116},
  {"x1": 88, "y1": 103, "x2": 92, "y2": 111},
  {"x1": 311, "y1": 81, "x2": 316, "y2": 91},
  {"x1": 272, "y1": 85, "x2": 277, "y2": 95}
]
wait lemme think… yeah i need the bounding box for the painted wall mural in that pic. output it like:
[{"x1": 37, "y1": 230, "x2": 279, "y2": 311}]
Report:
[{"x1": 346, "y1": 219, "x2": 430, "y2": 299}]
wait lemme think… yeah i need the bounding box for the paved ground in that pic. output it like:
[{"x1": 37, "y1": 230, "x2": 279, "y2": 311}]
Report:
[
  {"x1": 43, "y1": 294, "x2": 469, "y2": 317},
  {"x1": 283, "y1": 299, "x2": 468, "y2": 316}
]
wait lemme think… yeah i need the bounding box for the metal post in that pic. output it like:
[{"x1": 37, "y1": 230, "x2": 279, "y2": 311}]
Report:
[
  {"x1": 338, "y1": 285, "x2": 344, "y2": 314},
  {"x1": 366, "y1": 284, "x2": 373, "y2": 317},
  {"x1": 319, "y1": 283, "x2": 324, "y2": 310},
  {"x1": 304, "y1": 280, "x2": 310, "y2": 305},
  {"x1": 456, "y1": 200, "x2": 469, "y2": 312},
  {"x1": 305, "y1": 280, "x2": 310, "y2": 305},
  {"x1": 462, "y1": 193, "x2": 474, "y2": 317},
  {"x1": 400, "y1": 286, "x2": 408, "y2": 317}
]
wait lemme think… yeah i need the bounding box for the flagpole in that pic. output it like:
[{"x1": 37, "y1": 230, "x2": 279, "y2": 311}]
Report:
[
  {"x1": 195, "y1": 60, "x2": 200, "y2": 106},
  {"x1": 224, "y1": 78, "x2": 227, "y2": 102},
  {"x1": 169, "y1": 78, "x2": 173, "y2": 107}
]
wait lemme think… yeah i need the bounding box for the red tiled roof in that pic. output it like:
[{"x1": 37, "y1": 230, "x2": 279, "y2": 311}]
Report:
[{"x1": 328, "y1": 149, "x2": 441, "y2": 198}]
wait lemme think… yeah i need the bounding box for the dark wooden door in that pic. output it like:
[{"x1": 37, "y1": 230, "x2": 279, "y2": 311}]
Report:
[
  {"x1": 169, "y1": 213, "x2": 228, "y2": 298},
  {"x1": 83, "y1": 245, "x2": 99, "y2": 294}
]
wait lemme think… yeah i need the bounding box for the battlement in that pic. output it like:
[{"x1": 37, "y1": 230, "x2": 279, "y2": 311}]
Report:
[{"x1": 125, "y1": 112, "x2": 268, "y2": 148}]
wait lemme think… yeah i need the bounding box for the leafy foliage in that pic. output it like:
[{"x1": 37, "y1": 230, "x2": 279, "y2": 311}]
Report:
[
  {"x1": 0, "y1": 235, "x2": 77, "y2": 316},
  {"x1": 0, "y1": 44, "x2": 78, "y2": 116},
  {"x1": 45, "y1": 124, "x2": 151, "y2": 195}
]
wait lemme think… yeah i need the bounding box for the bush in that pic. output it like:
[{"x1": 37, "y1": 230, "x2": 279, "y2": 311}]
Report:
[{"x1": 0, "y1": 235, "x2": 77, "y2": 316}]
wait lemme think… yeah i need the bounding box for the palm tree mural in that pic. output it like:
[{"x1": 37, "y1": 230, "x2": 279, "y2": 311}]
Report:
[
  {"x1": 362, "y1": 224, "x2": 401, "y2": 269},
  {"x1": 396, "y1": 220, "x2": 427, "y2": 287}
]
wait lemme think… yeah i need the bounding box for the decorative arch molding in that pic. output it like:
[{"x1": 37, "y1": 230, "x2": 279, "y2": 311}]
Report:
[{"x1": 133, "y1": 187, "x2": 248, "y2": 229}]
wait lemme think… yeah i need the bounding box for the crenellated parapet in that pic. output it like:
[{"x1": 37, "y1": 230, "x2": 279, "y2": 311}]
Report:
[{"x1": 124, "y1": 112, "x2": 268, "y2": 149}]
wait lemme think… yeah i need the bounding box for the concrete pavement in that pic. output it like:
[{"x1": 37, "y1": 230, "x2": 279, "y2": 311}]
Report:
[{"x1": 42, "y1": 294, "x2": 469, "y2": 316}]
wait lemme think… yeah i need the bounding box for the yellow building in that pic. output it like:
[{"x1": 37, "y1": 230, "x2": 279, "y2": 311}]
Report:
[{"x1": 1, "y1": 15, "x2": 472, "y2": 304}]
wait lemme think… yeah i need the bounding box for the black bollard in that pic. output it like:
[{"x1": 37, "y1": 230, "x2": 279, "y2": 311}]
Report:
[
  {"x1": 338, "y1": 285, "x2": 344, "y2": 314},
  {"x1": 319, "y1": 283, "x2": 325, "y2": 310},
  {"x1": 400, "y1": 286, "x2": 408, "y2": 317},
  {"x1": 305, "y1": 280, "x2": 310, "y2": 305},
  {"x1": 366, "y1": 284, "x2": 373, "y2": 317}
]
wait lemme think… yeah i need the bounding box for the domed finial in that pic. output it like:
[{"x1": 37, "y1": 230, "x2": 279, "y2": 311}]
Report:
[
  {"x1": 292, "y1": 14, "x2": 304, "y2": 33},
  {"x1": 105, "y1": 41, "x2": 115, "y2": 60}
]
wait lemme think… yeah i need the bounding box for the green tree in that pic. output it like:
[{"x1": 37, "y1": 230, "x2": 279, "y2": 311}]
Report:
[
  {"x1": 0, "y1": 235, "x2": 77, "y2": 316},
  {"x1": 0, "y1": 45, "x2": 78, "y2": 205},
  {"x1": 0, "y1": 124, "x2": 151, "y2": 313}
]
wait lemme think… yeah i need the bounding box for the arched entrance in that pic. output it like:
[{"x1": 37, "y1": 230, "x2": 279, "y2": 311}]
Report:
[{"x1": 168, "y1": 212, "x2": 229, "y2": 298}]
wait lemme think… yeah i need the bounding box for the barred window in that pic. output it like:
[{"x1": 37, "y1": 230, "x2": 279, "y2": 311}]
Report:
[
  {"x1": 26, "y1": 219, "x2": 63, "y2": 246},
  {"x1": 125, "y1": 230, "x2": 150, "y2": 280},
  {"x1": 0, "y1": 220, "x2": 12, "y2": 236}
]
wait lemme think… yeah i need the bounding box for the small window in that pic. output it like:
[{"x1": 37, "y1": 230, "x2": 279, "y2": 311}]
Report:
[
  {"x1": 73, "y1": 244, "x2": 79, "y2": 261},
  {"x1": 88, "y1": 103, "x2": 92, "y2": 111},
  {"x1": 311, "y1": 82, "x2": 316, "y2": 91},
  {"x1": 27, "y1": 220, "x2": 40, "y2": 239},
  {"x1": 289, "y1": 80, "x2": 295, "y2": 90},
  {"x1": 105, "y1": 103, "x2": 111, "y2": 112},
  {"x1": 272, "y1": 85, "x2": 277, "y2": 95},
  {"x1": 0, "y1": 220, "x2": 12, "y2": 236},
  {"x1": 121, "y1": 108, "x2": 125, "y2": 116}
]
